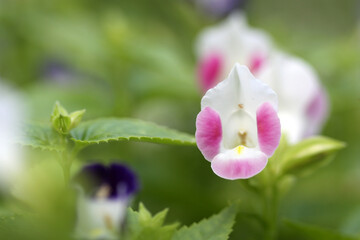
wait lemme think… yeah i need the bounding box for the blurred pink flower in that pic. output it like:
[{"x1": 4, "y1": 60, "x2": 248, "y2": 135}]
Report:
[{"x1": 195, "y1": 12, "x2": 272, "y2": 92}]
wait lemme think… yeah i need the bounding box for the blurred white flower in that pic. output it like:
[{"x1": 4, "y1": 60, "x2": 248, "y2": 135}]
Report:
[
  {"x1": 0, "y1": 81, "x2": 25, "y2": 190},
  {"x1": 11, "y1": 159, "x2": 64, "y2": 212},
  {"x1": 258, "y1": 52, "x2": 329, "y2": 143},
  {"x1": 195, "y1": 12, "x2": 328, "y2": 144}
]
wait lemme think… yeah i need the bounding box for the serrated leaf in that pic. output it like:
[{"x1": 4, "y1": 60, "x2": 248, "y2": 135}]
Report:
[
  {"x1": 281, "y1": 220, "x2": 357, "y2": 240},
  {"x1": 279, "y1": 136, "x2": 345, "y2": 177},
  {"x1": 126, "y1": 203, "x2": 178, "y2": 240},
  {"x1": 17, "y1": 122, "x2": 64, "y2": 151},
  {"x1": 70, "y1": 118, "x2": 196, "y2": 146},
  {"x1": 172, "y1": 205, "x2": 237, "y2": 240}
]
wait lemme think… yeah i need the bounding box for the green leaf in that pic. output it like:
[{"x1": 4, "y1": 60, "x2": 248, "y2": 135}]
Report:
[
  {"x1": 17, "y1": 122, "x2": 64, "y2": 151},
  {"x1": 0, "y1": 213, "x2": 21, "y2": 237},
  {"x1": 125, "y1": 203, "x2": 179, "y2": 240},
  {"x1": 281, "y1": 220, "x2": 357, "y2": 240},
  {"x1": 172, "y1": 205, "x2": 237, "y2": 240},
  {"x1": 0, "y1": 211, "x2": 20, "y2": 227},
  {"x1": 70, "y1": 118, "x2": 196, "y2": 146},
  {"x1": 279, "y1": 136, "x2": 345, "y2": 177},
  {"x1": 340, "y1": 206, "x2": 360, "y2": 237},
  {"x1": 0, "y1": 211, "x2": 32, "y2": 239}
]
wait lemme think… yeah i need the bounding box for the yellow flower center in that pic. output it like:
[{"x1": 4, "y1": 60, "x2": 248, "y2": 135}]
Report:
[{"x1": 235, "y1": 145, "x2": 244, "y2": 155}]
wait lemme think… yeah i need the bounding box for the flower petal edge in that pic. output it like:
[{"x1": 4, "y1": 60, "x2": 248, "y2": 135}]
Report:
[
  {"x1": 257, "y1": 102, "x2": 281, "y2": 157},
  {"x1": 195, "y1": 107, "x2": 222, "y2": 161},
  {"x1": 211, "y1": 148, "x2": 268, "y2": 179}
]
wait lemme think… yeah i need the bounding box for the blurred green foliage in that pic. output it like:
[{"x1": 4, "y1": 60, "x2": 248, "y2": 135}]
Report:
[{"x1": 0, "y1": 0, "x2": 359, "y2": 239}]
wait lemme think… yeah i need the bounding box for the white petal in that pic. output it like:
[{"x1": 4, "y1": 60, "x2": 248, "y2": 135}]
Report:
[
  {"x1": 201, "y1": 64, "x2": 278, "y2": 122},
  {"x1": 76, "y1": 196, "x2": 128, "y2": 238},
  {"x1": 222, "y1": 108, "x2": 258, "y2": 149},
  {"x1": 211, "y1": 146, "x2": 268, "y2": 179},
  {"x1": 201, "y1": 64, "x2": 240, "y2": 122},
  {"x1": 195, "y1": 11, "x2": 248, "y2": 59},
  {"x1": 258, "y1": 52, "x2": 321, "y2": 143},
  {"x1": 278, "y1": 112, "x2": 305, "y2": 144}
]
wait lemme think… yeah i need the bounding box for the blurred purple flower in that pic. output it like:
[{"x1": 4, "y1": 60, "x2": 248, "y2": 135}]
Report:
[
  {"x1": 41, "y1": 60, "x2": 76, "y2": 84},
  {"x1": 74, "y1": 163, "x2": 138, "y2": 239},
  {"x1": 195, "y1": 0, "x2": 248, "y2": 18}
]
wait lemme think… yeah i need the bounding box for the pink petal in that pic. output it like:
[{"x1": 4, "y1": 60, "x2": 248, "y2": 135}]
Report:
[
  {"x1": 304, "y1": 87, "x2": 328, "y2": 137},
  {"x1": 195, "y1": 107, "x2": 222, "y2": 161},
  {"x1": 197, "y1": 53, "x2": 223, "y2": 93},
  {"x1": 257, "y1": 102, "x2": 281, "y2": 157},
  {"x1": 249, "y1": 53, "x2": 265, "y2": 75},
  {"x1": 211, "y1": 150, "x2": 268, "y2": 180}
]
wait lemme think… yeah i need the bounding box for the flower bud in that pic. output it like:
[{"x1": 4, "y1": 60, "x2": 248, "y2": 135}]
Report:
[{"x1": 51, "y1": 101, "x2": 85, "y2": 134}]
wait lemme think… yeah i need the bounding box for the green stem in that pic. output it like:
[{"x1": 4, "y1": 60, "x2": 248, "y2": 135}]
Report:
[
  {"x1": 263, "y1": 183, "x2": 279, "y2": 240},
  {"x1": 58, "y1": 134, "x2": 79, "y2": 186},
  {"x1": 62, "y1": 160, "x2": 71, "y2": 186},
  {"x1": 239, "y1": 179, "x2": 261, "y2": 197},
  {"x1": 265, "y1": 186, "x2": 278, "y2": 240},
  {"x1": 59, "y1": 135, "x2": 69, "y2": 185}
]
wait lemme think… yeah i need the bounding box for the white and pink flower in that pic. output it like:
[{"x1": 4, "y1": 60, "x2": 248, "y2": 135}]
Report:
[
  {"x1": 196, "y1": 12, "x2": 272, "y2": 92},
  {"x1": 195, "y1": 12, "x2": 328, "y2": 144},
  {"x1": 195, "y1": 64, "x2": 281, "y2": 180}
]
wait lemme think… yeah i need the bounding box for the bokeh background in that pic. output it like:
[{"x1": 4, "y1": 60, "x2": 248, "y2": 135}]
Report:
[{"x1": 0, "y1": 0, "x2": 359, "y2": 239}]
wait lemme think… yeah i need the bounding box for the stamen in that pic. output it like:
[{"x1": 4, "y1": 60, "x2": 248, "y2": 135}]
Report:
[
  {"x1": 103, "y1": 214, "x2": 113, "y2": 230},
  {"x1": 238, "y1": 104, "x2": 244, "y2": 109},
  {"x1": 235, "y1": 145, "x2": 244, "y2": 154},
  {"x1": 90, "y1": 228, "x2": 105, "y2": 238},
  {"x1": 95, "y1": 184, "x2": 111, "y2": 199},
  {"x1": 238, "y1": 131, "x2": 247, "y2": 146}
]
